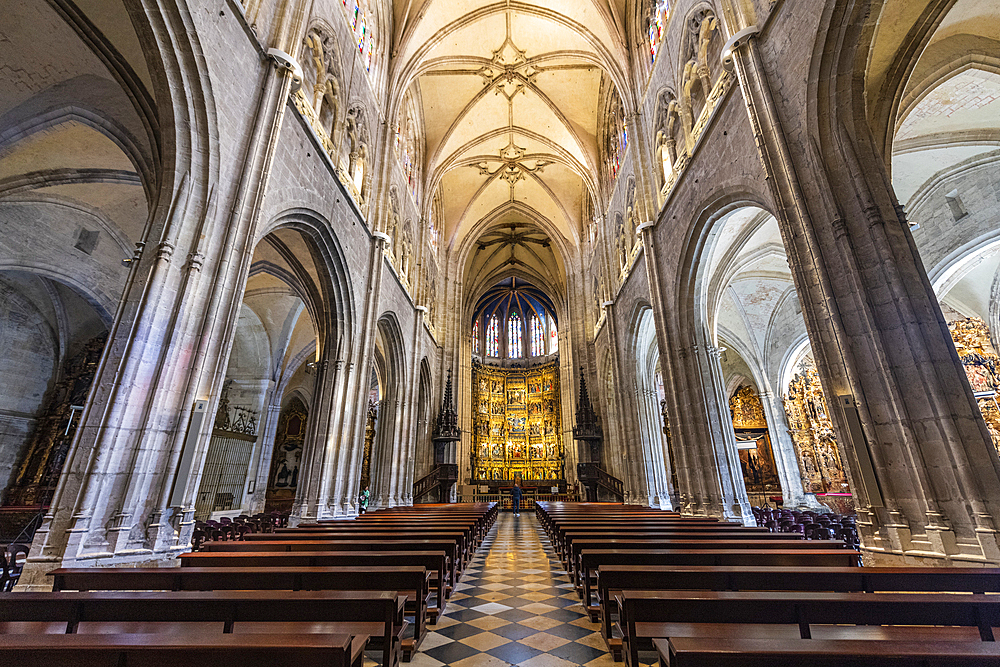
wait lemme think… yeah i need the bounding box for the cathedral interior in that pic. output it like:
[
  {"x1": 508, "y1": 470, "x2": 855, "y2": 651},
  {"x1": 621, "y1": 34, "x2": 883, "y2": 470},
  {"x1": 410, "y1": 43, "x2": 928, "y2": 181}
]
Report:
[{"x1": 3, "y1": 0, "x2": 1000, "y2": 590}]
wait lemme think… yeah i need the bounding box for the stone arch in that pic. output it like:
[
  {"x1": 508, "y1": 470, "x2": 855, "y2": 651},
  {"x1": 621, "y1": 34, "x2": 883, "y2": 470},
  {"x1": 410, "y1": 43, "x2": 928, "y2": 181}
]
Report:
[
  {"x1": 369, "y1": 312, "x2": 408, "y2": 508},
  {"x1": 631, "y1": 303, "x2": 672, "y2": 508}
]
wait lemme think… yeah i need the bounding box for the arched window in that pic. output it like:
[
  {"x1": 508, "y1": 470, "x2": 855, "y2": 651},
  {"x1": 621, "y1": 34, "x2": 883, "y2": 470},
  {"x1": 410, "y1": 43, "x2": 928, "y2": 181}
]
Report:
[
  {"x1": 508, "y1": 312, "x2": 522, "y2": 358},
  {"x1": 486, "y1": 317, "x2": 499, "y2": 357},
  {"x1": 549, "y1": 318, "x2": 558, "y2": 354},
  {"x1": 530, "y1": 316, "x2": 545, "y2": 356},
  {"x1": 472, "y1": 319, "x2": 480, "y2": 355},
  {"x1": 606, "y1": 98, "x2": 627, "y2": 183},
  {"x1": 648, "y1": 1, "x2": 670, "y2": 64},
  {"x1": 341, "y1": 0, "x2": 377, "y2": 75}
]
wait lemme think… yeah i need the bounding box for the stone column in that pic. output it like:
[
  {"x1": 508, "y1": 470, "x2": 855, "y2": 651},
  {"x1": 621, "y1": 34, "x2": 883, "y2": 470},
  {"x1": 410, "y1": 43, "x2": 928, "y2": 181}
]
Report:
[
  {"x1": 724, "y1": 1, "x2": 1000, "y2": 562},
  {"x1": 603, "y1": 301, "x2": 651, "y2": 503},
  {"x1": 249, "y1": 385, "x2": 282, "y2": 514},
  {"x1": 331, "y1": 231, "x2": 391, "y2": 517}
]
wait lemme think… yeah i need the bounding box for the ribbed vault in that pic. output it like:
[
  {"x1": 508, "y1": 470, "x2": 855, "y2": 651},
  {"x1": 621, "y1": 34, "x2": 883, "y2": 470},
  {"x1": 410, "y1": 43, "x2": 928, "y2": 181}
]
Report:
[{"x1": 391, "y1": 0, "x2": 629, "y2": 266}]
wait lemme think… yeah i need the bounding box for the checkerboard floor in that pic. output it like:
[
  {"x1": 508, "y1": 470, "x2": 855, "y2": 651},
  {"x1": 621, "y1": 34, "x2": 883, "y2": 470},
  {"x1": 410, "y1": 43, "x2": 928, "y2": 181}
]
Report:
[{"x1": 364, "y1": 512, "x2": 647, "y2": 667}]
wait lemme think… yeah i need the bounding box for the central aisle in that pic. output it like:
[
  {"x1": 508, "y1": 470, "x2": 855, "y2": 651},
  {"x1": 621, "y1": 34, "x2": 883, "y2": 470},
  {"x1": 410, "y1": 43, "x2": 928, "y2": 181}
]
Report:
[{"x1": 410, "y1": 512, "x2": 617, "y2": 667}]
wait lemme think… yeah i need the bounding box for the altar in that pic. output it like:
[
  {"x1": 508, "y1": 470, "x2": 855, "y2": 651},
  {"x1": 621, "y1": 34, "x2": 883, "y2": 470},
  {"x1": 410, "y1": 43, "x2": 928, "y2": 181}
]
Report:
[{"x1": 471, "y1": 359, "x2": 564, "y2": 482}]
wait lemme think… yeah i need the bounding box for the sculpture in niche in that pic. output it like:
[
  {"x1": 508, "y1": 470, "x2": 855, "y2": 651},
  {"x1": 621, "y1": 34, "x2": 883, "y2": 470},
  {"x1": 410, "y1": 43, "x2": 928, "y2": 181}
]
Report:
[
  {"x1": 680, "y1": 59, "x2": 698, "y2": 149},
  {"x1": 949, "y1": 317, "x2": 1000, "y2": 455},
  {"x1": 693, "y1": 11, "x2": 718, "y2": 99},
  {"x1": 343, "y1": 106, "x2": 369, "y2": 203},
  {"x1": 427, "y1": 278, "x2": 437, "y2": 325},
  {"x1": 783, "y1": 358, "x2": 851, "y2": 499},
  {"x1": 593, "y1": 276, "x2": 601, "y2": 324},
  {"x1": 399, "y1": 221, "x2": 413, "y2": 281},
  {"x1": 616, "y1": 215, "x2": 628, "y2": 272},
  {"x1": 297, "y1": 26, "x2": 343, "y2": 156}
]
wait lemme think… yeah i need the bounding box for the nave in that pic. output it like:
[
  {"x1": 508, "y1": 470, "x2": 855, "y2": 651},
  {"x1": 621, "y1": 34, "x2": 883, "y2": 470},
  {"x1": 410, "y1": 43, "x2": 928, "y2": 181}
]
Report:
[
  {"x1": 408, "y1": 512, "x2": 616, "y2": 667},
  {"x1": 6, "y1": 501, "x2": 1000, "y2": 666}
]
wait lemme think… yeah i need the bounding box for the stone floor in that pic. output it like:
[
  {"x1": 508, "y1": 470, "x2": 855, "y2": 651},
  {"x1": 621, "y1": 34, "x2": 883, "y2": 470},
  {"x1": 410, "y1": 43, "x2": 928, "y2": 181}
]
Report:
[{"x1": 368, "y1": 511, "x2": 630, "y2": 667}]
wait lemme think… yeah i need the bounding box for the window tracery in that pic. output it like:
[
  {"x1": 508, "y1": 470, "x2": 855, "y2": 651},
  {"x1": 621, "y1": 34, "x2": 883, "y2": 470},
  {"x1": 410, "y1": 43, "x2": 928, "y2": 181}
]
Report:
[
  {"x1": 486, "y1": 317, "x2": 500, "y2": 357},
  {"x1": 508, "y1": 312, "x2": 523, "y2": 358},
  {"x1": 472, "y1": 320, "x2": 480, "y2": 355},
  {"x1": 648, "y1": 0, "x2": 670, "y2": 64},
  {"x1": 549, "y1": 318, "x2": 558, "y2": 354},
  {"x1": 340, "y1": 0, "x2": 376, "y2": 74},
  {"x1": 394, "y1": 94, "x2": 421, "y2": 203},
  {"x1": 604, "y1": 95, "x2": 628, "y2": 185},
  {"x1": 530, "y1": 315, "x2": 544, "y2": 357}
]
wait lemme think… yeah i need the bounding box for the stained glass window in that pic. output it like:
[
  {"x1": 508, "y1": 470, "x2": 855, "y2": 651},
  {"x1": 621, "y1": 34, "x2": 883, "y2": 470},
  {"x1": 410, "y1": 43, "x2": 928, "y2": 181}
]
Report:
[
  {"x1": 549, "y1": 318, "x2": 558, "y2": 354},
  {"x1": 607, "y1": 102, "x2": 628, "y2": 183},
  {"x1": 530, "y1": 316, "x2": 544, "y2": 356},
  {"x1": 341, "y1": 0, "x2": 376, "y2": 76},
  {"x1": 508, "y1": 312, "x2": 522, "y2": 358},
  {"x1": 486, "y1": 317, "x2": 499, "y2": 357},
  {"x1": 472, "y1": 320, "x2": 480, "y2": 355},
  {"x1": 649, "y1": 1, "x2": 670, "y2": 64}
]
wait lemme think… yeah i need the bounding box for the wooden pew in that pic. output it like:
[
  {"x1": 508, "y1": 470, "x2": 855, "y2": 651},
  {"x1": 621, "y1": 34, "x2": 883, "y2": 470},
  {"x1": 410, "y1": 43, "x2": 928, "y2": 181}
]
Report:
[
  {"x1": 597, "y1": 565, "x2": 1000, "y2": 657},
  {"x1": 0, "y1": 590, "x2": 404, "y2": 667},
  {"x1": 197, "y1": 539, "x2": 461, "y2": 588},
  {"x1": 0, "y1": 633, "x2": 366, "y2": 667},
  {"x1": 578, "y1": 549, "x2": 861, "y2": 612},
  {"x1": 291, "y1": 521, "x2": 482, "y2": 549},
  {"x1": 653, "y1": 637, "x2": 1000, "y2": 667},
  {"x1": 49, "y1": 565, "x2": 431, "y2": 659},
  {"x1": 177, "y1": 550, "x2": 449, "y2": 618},
  {"x1": 551, "y1": 525, "x2": 771, "y2": 557},
  {"x1": 568, "y1": 538, "x2": 848, "y2": 590},
  {"x1": 558, "y1": 529, "x2": 798, "y2": 565},
  {"x1": 243, "y1": 530, "x2": 471, "y2": 567},
  {"x1": 618, "y1": 590, "x2": 1000, "y2": 667},
  {"x1": 288, "y1": 524, "x2": 482, "y2": 556}
]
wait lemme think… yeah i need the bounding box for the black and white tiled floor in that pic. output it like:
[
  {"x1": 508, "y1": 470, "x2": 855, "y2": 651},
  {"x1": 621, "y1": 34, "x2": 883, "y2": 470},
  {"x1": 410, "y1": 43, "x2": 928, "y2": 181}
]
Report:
[{"x1": 377, "y1": 512, "x2": 624, "y2": 667}]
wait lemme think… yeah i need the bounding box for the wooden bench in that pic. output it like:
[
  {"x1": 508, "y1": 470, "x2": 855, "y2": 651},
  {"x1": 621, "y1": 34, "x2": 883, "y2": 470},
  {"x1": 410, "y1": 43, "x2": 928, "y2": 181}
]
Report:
[
  {"x1": 178, "y1": 550, "x2": 450, "y2": 616},
  {"x1": 597, "y1": 565, "x2": 1000, "y2": 656},
  {"x1": 244, "y1": 530, "x2": 471, "y2": 568},
  {"x1": 0, "y1": 632, "x2": 367, "y2": 667},
  {"x1": 197, "y1": 539, "x2": 461, "y2": 587},
  {"x1": 292, "y1": 522, "x2": 482, "y2": 549},
  {"x1": 49, "y1": 564, "x2": 432, "y2": 658},
  {"x1": 619, "y1": 590, "x2": 1000, "y2": 667},
  {"x1": 552, "y1": 526, "x2": 772, "y2": 559},
  {"x1": 0, "y1": 590, "x2": 404, "y2": 667},
  {"x1": 569, "y1": 538, "x2": 848, "y2": 591},
  {"x1": 653, "y1": 637, "x2": 1000, "y2": 667},
  {"x1": 559, "y1": 530, "x2": 800, "y2": 566},
  {"x1": 578, "y1": 549, "x2": 861, "y2": 611}
]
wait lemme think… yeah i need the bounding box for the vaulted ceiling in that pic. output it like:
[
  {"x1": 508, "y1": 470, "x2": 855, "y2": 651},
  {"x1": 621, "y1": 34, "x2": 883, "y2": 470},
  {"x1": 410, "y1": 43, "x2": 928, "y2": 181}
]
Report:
[{"x1": 390, "y1": 0, "x2": 631, "y2": 297}]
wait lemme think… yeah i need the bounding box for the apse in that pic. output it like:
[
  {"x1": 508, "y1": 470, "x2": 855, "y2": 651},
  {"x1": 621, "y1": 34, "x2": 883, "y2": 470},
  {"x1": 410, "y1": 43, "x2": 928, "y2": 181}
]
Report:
[
  {"x1": 471, "y1": 277, "x2": 558, "y2": 364},
  {"x1": 470, "y1": 277, "x2": 563, "y2": 485}
]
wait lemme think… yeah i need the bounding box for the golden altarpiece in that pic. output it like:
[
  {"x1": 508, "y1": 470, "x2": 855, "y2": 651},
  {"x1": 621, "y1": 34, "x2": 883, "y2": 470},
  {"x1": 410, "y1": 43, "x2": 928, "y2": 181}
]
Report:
[
  {"x1": 783, "y1": 357, "x2": 852, "y2": 511},
  {"x1": 471, "y1": 360, "x2": 563, "y2": 483},
  {"x1": 729, "y1": 385, "x2": 782, "y2": 501},
  {"x1": 949, "y1": 317, "x2": 1000, "y2": 455}
]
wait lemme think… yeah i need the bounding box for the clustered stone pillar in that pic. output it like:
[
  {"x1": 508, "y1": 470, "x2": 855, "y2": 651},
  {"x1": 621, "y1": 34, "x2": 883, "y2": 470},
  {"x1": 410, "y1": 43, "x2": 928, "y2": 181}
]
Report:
[{"x1": 721, "y1": 0, "x2": 1000, "y2": 563}]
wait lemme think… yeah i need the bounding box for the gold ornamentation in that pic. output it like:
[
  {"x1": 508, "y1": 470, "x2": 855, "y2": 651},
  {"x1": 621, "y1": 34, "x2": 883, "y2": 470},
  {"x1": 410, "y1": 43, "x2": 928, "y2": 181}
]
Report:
[
  {"x1": 471, "y1": 360, "x2": 563, "y2": 482},
  {"x1": 730, "y1": 385, "x2": 767, "y2": 430},
  {"x1": 948, "y1": 317, "x2": 1000, "y2": 456},
  {"x1": 360, "y1": 399, "x2": 378, "y2": 491},
  {"x1": 730, "y1": 385, "x2": 782, "y2": 495},
  {"x1": 783, "y1": 359, "x2": 850, "y2": 495}
]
